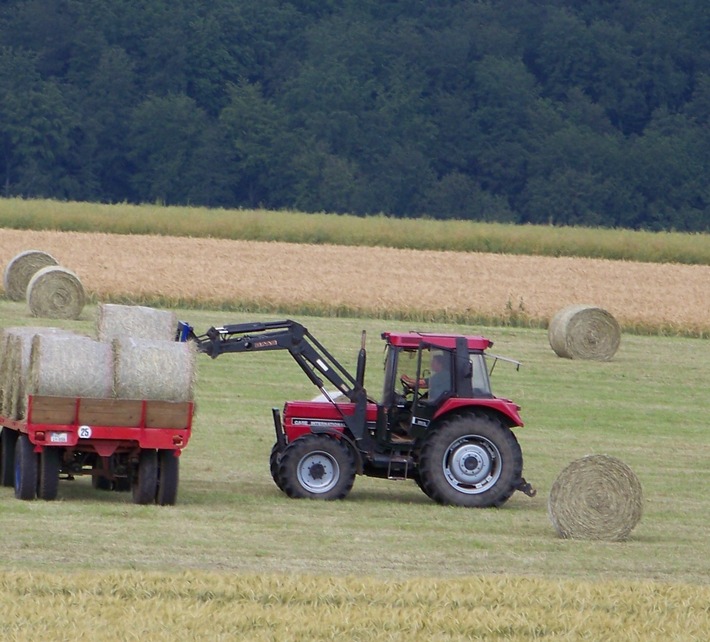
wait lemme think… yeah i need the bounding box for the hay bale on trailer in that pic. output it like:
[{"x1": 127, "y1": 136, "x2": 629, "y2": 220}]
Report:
[
  {"x1": 0, "y1": 332, "x2": 18, "y2": 416},
  {"x1": 548, "y1": 304, "x2": 621, "y2": 361},
  {"x1": 27, "y1": 334, "x2": 113, "y2": 409},
  {"x1": 548, "y1": 454, "x2": 643, "y2": 541},
  {"x1": 96, "y1": 303, "x2": 178, "y2": 342},
  {"x1": 0, "y1": 327, "x2": 76, "y2": 419},
  {"x1": 2, "y1": 250, "x2": 59, "y2": 301},
  {"x1": 113, "y1": 337, "x2": 196, "y2": 402},
  {"x1": 26, "y1": 266, "x2": 86, "y2": 320}
]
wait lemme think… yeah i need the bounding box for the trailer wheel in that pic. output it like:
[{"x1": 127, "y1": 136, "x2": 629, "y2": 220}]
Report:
[
  {"x1": 14, "y1": 434, "x2": 37, "y2": 500},
  {"x1": 37, "y1": 448, "x2": 61, "y2": 501},
  {"x1": 132, "y1": 449, "x2": 158, "y2": 505},
  {"x1": 1, "y1": 428, "x2": 18, "y2": 487},
  {"x1": 269, "y1": 442, "x2": 286, "y2": 492},
  {"x1": 156, "y1": 450, "x2": 179, "y2": 506},
  {"x1": 418, "y1": 413, "x2": 523, "y2": 508},
  {"x1": 278, "y1": 434, "x2": 355, "y2": 500}
]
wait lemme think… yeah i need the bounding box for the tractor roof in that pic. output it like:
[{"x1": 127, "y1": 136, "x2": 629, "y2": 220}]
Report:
[{"x1": 381, "y1": 331, "x2": 493, "y2": 351}]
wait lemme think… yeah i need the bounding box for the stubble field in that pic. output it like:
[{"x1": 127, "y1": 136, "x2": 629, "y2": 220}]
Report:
[{"x1": 1, "y1": 228, "x2": 709, "y2": 335}]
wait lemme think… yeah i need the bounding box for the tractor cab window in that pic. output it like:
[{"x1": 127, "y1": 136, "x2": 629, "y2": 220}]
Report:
[
  {"x1": 423, "y1": 348, "x2": 452, "y2": 402},
  {"x1": 394, "y1": 346, "x2": 453, "y2": 403},
  {"x1": 470, "y1": 351, "x2": 493, "y2": 397}
]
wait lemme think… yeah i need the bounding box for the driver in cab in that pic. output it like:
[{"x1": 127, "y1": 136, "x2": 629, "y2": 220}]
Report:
[{"x1": 400, "y1": 352, "x2": 451, "y2": 402}]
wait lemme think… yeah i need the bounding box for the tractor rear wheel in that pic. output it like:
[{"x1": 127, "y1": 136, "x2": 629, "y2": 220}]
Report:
[
  {"x1": 418, "y1": 413, "x2": 522, "y2": 508},
  {"x1": 278, "y1": 434, "x2": 355, "y2": 500}
]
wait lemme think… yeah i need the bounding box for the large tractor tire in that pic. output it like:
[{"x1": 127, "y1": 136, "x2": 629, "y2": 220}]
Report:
[
  {"x1": 278, "y1": 434, "x2": 355, "y2": 500},
  {"x1": 37, "y1": 447, "x2": 61, "y2": 501},
  {"x1": 132, "y1": 449, "x2": 158, "y2": 505},
  {"x1": 418, "y1": 413, "x2": 523, "y2": 508},
  {"x1": 1, "y1": 428, "x2": 18, "y2": 487},
  {"x1": 14, "y1": 434, "x2": 38, "y2": 500},
  {"x1": 156, "y1": 450, "x2": 179, "y2": 506},
  {"x1": 269, "y1": 442, "x2": 286, "y2": 492}
]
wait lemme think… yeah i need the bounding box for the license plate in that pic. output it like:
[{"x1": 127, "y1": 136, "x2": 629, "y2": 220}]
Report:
[{"x1": 49, "y1": 432, "x2": 69, "y2": 443}]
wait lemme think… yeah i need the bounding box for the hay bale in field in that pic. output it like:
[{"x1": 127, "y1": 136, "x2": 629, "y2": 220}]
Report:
[
  {"x1": 113, "y1": 337, "x2": 195, "y2": 402},
  {"x1": 26, "y1": 266, "x2": 86, "y2": 320},
  {"x1": 27, "y1": 334, "x2": 113, "y2": 408},
  {"x1": 548, "y1": 454, "x2": 643, "y2": 541},
  {"x1": 548, "y1": 304, "x2": 621, "y2": 361},
  {"x1": 2, "y1": 250, "x2": 59, "y2": 301},
  {"x1": 96, "y1": 303, "x2": 178, "y2": 342}
]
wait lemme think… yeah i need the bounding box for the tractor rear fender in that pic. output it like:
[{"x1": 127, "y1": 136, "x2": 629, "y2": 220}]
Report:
[{"x1": 433, "y1": 397, "x2": 524, "y2": 429}]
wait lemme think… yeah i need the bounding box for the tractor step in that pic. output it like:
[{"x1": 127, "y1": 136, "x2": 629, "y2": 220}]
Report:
[{"x1": 387, "y1": 455, "x2": 410, "y2": 480}]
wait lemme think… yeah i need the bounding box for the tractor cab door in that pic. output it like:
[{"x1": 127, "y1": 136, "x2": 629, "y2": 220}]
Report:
[{"x1": 408, "y1": 338, "x2": 472, "y2": 437}]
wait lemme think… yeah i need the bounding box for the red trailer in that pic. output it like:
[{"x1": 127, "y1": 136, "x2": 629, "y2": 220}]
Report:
[{"x1": 0, "y1": 395, "x2": 193, "y2": 504}]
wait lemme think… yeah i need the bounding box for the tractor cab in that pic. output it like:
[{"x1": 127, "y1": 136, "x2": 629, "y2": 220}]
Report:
[{"x1": 380, "y1": 331, "x2": 495, "y2": 439}]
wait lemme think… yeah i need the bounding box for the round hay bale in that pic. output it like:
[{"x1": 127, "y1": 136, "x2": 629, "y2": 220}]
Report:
[
  {"x1": 113, "y1": 337, "x2": 196, "y2": 402},
  {"x1": 548, "y1": 454, "x2": 643, "y2": 541},
  {"x1": 2, "y1": 250, "x2": 59, "y2": 301},
  {"x1": 96, "y1": 303, "x2": 178, "y2": 342},
  {"x1": 0, "y1": 326, "x2": 76, "y2": 418},
  {"x1": 0, "y1": 334, "x2": 19, "y2": 417},
  {"x1": 28, "y1": 334, "x2": 113, "y2": 403},
  {"x1": 26, "y1": 266, "x2": 86, "y2": 320},
  {"x1": 548, "y1": 304, "x2": 621, "y2": 361}
]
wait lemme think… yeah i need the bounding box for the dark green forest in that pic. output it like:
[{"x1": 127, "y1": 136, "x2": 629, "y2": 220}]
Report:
[{"x1": 1, "y1": 1, "x2": 709, "y2": 231}]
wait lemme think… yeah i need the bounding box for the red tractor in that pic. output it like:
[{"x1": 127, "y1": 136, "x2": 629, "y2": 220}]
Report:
[{"x1": 179, "y1": 320, "x2": 535, "y2": 508}]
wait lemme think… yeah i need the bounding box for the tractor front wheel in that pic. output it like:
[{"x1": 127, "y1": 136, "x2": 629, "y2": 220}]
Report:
[
  {"x1": 418, "y1": 413, "x2": 523, "y2": 508},
  {"x1": 269, "y1": 442, "x2": 286, "y2": 492},
  {"x1": 278, "y1": 434, "x2": 355, "y2": 500}
]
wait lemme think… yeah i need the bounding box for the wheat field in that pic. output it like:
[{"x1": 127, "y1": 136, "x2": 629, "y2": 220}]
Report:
[{"x1": 1, "y1": 229, "x2": 708, "y2": 334}]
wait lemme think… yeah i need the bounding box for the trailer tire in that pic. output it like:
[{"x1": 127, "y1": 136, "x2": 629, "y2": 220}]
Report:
[
  {"x1": 278, "y1": 434, "x2": 355, "y2": 501},
  {"x1": 156, "y1": 450, "x2": 179, "y2": 506},
  {"x1": 38, "y1": 447, "x2": 61, "y2": 501},
  {"x1": 269, "y1": 442, "x2": 286, "y2": 492},
  {"x1": 1, "y1": 428, "x2": 18, "y2": 487},
  {"x1": 14, "y1": 434, "x2": 37, "y2": 500},
  {"x1": 132, "y1": 449, "x2": 158, "y2": 505},
  {"x1": 418, "y1": 413, "x2": 523, "y2": 508}
]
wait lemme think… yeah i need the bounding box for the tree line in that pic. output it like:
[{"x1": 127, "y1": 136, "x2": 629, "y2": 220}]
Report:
[{"x1": 1, "y1": 0, "x2": 708, "y2": 231}]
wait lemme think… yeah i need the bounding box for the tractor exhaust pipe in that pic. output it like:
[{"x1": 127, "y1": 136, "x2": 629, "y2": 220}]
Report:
[{"x1": 355, "y1": 330, "x2": 367, "y2": 390}]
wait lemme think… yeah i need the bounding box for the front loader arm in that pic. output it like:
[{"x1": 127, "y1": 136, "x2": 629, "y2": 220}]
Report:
[{"x1": 178, "y1": 319, "x2": 362, "y2": 402}]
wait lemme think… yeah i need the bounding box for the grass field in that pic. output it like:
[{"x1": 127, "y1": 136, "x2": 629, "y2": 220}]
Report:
[{"x1": 0, "y1": 297, "x2": 708, "y2": 639}]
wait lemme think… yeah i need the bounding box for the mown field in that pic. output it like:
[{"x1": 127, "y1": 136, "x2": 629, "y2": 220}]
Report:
[{"x1": 1, "y1": 215, "x2": 709, "y2": 639}]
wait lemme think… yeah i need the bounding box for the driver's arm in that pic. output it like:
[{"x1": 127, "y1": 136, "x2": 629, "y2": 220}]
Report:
[{"x1": 401, "y1": 373, "x2": 427, "y2": 388}]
